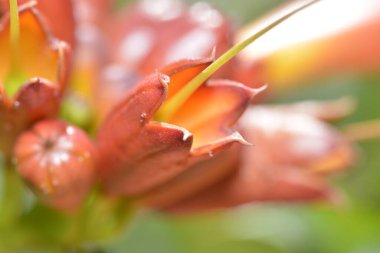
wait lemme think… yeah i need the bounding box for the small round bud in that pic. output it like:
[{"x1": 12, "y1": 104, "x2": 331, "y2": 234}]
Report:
[{"x1": 14, "y1": 120, "x2": 95, "y2": 211}]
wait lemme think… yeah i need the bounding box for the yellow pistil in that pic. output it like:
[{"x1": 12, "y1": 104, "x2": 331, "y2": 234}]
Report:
[
  {"x1": 155, "y1": 0, "x2": 321, "y2": 122},
  {"x1": 4, "y1": 0, "x2": 27, "y2": 97}
]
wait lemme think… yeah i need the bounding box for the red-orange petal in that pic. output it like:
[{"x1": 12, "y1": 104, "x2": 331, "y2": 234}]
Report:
[
  {"x1": 170, "y1": 80, "x2": 265, "y2": 151},
  {"x1": 138, "y1": 143, "x2": 241, "y2": 208},
  {"x1": 97, "y1": 73, "x2": 193, "y2": 196},
  {"x1": 100, "y1": 121, "x2": 193, "y2": 196},
  {"x1": 0, "y1": 78, "x2": 60, "y2": 156}
]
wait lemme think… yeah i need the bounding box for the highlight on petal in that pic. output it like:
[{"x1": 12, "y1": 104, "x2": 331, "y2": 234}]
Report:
[
  {"x1": 14, "y1": 119, "x2": 95, "y2": 211},
  {"x1": 161, "y1": 106, "x2": 355, "y2": 212},
  {"x1": 234, "y1": 0, "x2": 380, "y2": 90},
  {"x1": 96, "y1": 73, "x2": 193, "y2": 196},
  {"x1": 239, "y1": 106, "x2": 355, "y2": 173},
  {"x1": 0, "y1": 1, "x2": 71, "y2": 91}
]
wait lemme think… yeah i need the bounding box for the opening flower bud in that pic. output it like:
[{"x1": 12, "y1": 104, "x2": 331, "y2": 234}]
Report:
[{"x1": 14, "y1": 119, "x2": 95, "y2": 211}]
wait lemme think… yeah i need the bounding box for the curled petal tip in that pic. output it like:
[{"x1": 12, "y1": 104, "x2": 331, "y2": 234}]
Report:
[
  {"x1": 157, "y1": 72, "x2": 170, "y2": 87},
  {"x1": 251, "y1": 83, "x2": 268, "y2": 97},
  {"x1": 191, "y1": 131, "x2": 250, "y2": 157},
  {"x1": 156, "y1": 121, "x2": 193, "y2": 143}
]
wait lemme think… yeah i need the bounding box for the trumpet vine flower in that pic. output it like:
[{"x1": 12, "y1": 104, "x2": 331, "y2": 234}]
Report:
[{"x1": 0, "y1": 1, "x2": 70, "y2": 156}]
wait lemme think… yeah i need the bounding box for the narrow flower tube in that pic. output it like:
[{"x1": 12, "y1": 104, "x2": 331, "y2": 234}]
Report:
[{"x1": 14, "y1": 120, "x2": 95, "y2": 211}]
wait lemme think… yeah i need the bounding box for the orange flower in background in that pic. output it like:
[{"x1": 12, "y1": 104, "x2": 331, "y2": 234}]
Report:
[
  {"x1": 149, "y1": 103, "x2": 355, "y2": 212},
  {"x1": 234, "y1": 0, "x2": 380, "y2": 91},
  {"x1": 0, "y1": 1, "x2": 70, "y2": 156},
  {"x1": 96, "y1": 0, "x2": 235, "y2": 122},
  {"x1": 0, "y1": 0, "x2": 76, "y2": 47}
]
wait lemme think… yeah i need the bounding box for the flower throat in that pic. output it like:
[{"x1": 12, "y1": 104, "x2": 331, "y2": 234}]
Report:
[{"x1": 4, "y1": 0, "x2": 28, "y2": 98}]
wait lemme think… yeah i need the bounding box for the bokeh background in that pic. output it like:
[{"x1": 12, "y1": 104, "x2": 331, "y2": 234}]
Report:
[{"x1": 95, "y1": 0, "x2": 380, "y2": 252}]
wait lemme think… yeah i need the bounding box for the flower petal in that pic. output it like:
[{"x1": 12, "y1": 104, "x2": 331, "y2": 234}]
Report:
[
  {"x1": 138, "y1": 144, "x2": 240, "y2": 208},
  {"x1": 99, "y1": 121, "x2": 193, "y2": 196},
  {"x1": 170, "y1": 79, "x2": 264, "y2": 151},
  {"x1": 97, "y1": 73, "x2": 193, "y2": 196},
  {"x1": 13, "y1": 78, "x2": 60, "y2": 124},
  {"x1": 0, "y1": 78, "x2": 60, "y2": 156}
]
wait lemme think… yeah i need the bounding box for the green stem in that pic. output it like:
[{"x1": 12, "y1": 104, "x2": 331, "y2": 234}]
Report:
[
  {"x1": 0, "y1": 160, "x2": 24, "y2": 227},
  {"x1": 156, "y1": 0, "x2": 321, "y2": 122}
]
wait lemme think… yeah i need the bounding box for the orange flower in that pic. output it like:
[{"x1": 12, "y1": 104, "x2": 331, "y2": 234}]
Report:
[
  {"x1": 234, "y1": 0, "x2": 380, "y2": 91},
  {"x1": 0, "y1": 1, "x2": 70, "y2": 156},
  {"x1": 96, "y1": 57, "x2": 262, "y2": 196},
  {"x1": 0, "y1": 0, "x2": 75, "y2": 46},
  {"x1": 14, "y1": 119, "x2": 95, "y2": 211}
]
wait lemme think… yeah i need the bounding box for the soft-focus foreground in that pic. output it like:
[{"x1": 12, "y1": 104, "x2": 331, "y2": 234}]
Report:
[{"x1": 0, "y1": 0, "x2": 379, "y2": 252}]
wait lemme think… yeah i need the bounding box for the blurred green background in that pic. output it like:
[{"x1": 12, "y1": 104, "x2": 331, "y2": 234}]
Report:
[{"x1": 103, "y1": 1, "x2": 380, "y2": 252}]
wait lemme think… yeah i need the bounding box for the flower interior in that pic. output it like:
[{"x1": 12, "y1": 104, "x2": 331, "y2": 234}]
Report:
[
  {"x1": 1, "y1": 0, "x2": 60, "y2": 97},
  {"x1": 153, "y1": 0, "x2": 321, "y2": 149}
]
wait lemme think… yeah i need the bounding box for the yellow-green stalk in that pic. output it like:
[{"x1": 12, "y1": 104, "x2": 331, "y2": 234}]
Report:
[{"x1": 5, "y1": 0, "x2": 27, "y2": 97}]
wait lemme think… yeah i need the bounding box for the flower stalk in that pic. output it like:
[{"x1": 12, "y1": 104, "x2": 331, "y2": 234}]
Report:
[{"x1": 155, "y1": 0, "x2": 321, "y2": 122}]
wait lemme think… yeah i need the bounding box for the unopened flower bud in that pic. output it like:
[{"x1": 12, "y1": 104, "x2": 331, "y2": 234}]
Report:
[{"x1": 14, "y1": 119, "x2": 95, "y2": 211}]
